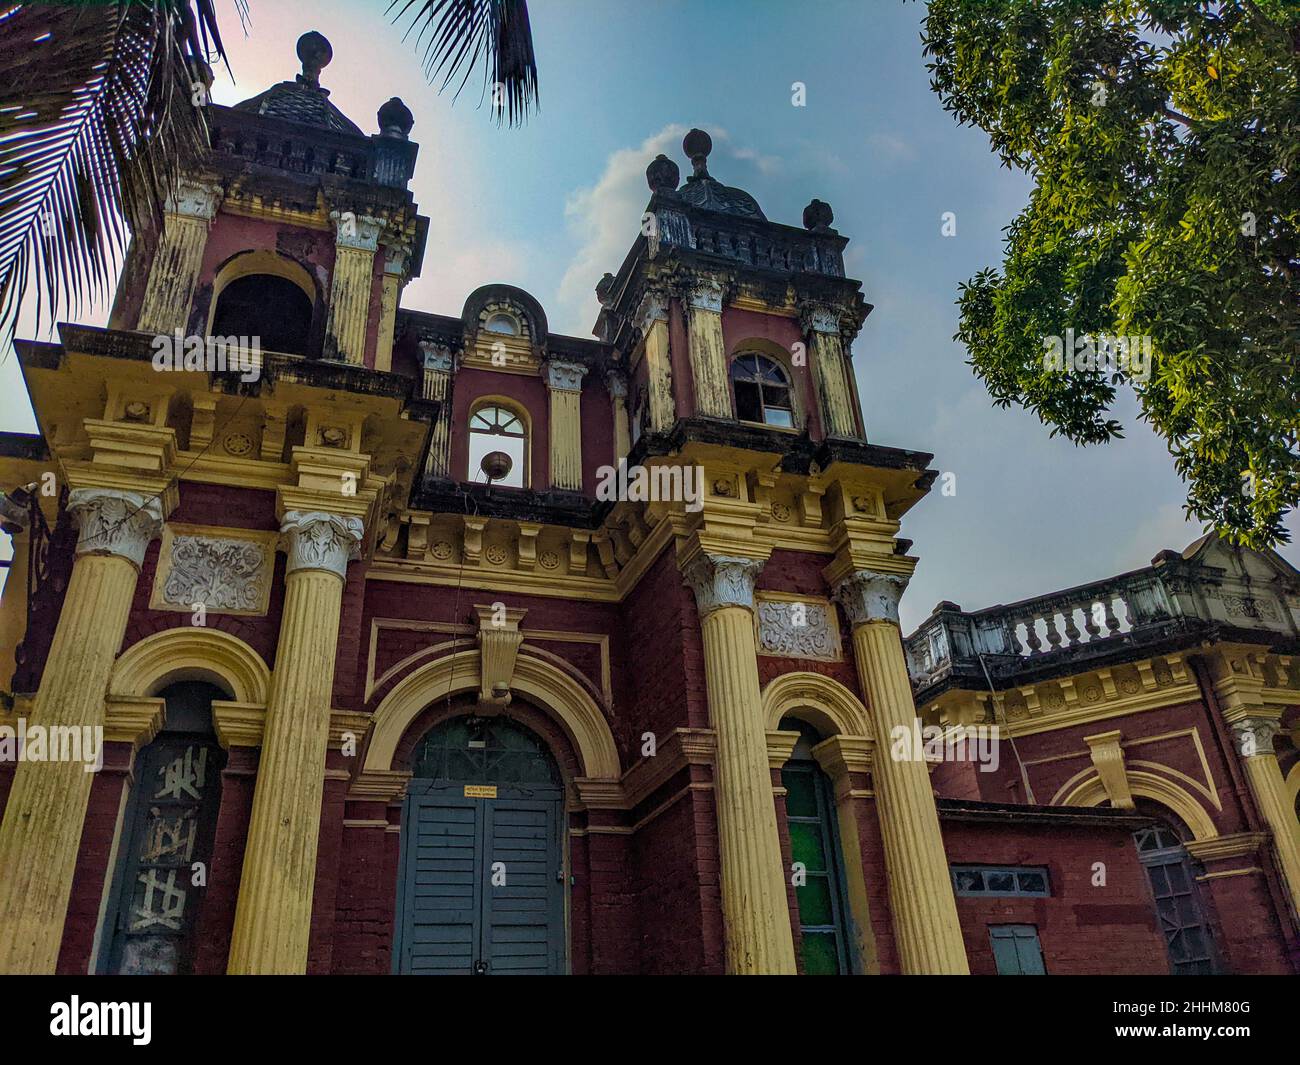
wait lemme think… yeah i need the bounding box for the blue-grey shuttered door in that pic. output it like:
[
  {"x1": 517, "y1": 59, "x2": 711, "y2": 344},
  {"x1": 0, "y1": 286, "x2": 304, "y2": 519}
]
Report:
[
  {"x1": 480, "y1": 797, "x2": 564, "y2": 975},
  {"x1": 401, "y1": 793, "x2": 481, "y2": 975},
  {"x1": 397, "y1": 784, "x2": 564, "y2": 975}
]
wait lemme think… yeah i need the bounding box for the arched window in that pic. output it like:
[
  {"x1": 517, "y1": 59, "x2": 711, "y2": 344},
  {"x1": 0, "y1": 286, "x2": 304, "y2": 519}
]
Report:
[
  {"x1": 1133, "y1": 816, "x2": 1220, "y2": 974},
  {"x1": 731, "y1": 352, "x2": 794, "y2": 427},
  {"x1": 484, "y1": 312, "x2": 520, "y2": 336},
  {"x1": 211, "y1": 273, "x2": 313, "y2": 355},
  {"x1": 780, "y1": 716, "x2": 854, "y2": 974},
  {"x1": 468, "y1": 402, "x2": 527, "y2": 488},
  {"x1": 99, "y1": 681, "x2": 227, "y2": 974}
]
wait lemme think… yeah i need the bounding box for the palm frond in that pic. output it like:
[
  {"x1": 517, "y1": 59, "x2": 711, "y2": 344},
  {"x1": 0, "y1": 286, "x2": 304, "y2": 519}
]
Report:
[
  {"x1": 388, "y1": 0, "x2": 538, "y2": 126},
  {"x1": 0, "y1": 1, "x2": 233, "y2": 345}
]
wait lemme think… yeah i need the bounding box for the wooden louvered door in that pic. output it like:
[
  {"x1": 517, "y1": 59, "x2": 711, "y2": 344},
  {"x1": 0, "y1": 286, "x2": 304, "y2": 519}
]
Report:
[{"x1": 397, "y1": 782, "x2": 565, "y2": 975}]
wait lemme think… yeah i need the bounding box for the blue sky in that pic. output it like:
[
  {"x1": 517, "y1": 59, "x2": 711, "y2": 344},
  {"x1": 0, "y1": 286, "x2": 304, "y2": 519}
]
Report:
[{"x1": 3, "y1": 0, "x2": 1295, "y2": 630}]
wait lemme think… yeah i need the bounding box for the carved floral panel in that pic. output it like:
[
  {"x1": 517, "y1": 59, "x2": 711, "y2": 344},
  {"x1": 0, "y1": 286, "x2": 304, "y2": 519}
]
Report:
[
  {"x1": 755, "y1": 594, "x2": 842, "y2": 661},
  {"x1": 149, "y1": 524, "x2": 277, "y2": 616}
]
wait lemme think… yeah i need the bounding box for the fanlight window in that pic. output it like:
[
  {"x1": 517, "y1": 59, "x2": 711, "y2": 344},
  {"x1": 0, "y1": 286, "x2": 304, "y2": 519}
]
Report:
[
  {"x1": 731, "y1": 353, "x2": 794, "y2": 428},
  {"x1": 485, "y1": 312, "x2": 520, "y2": 336},
  {"x1": 468, "y1": 403, "x2": 527, "y2": 488}
]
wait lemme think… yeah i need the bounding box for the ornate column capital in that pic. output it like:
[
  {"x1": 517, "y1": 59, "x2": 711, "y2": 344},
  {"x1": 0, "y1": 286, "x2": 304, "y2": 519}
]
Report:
[
  {"x1": 797, "y1": 300, "x2": 843, "y2": 336},
  {"x1": 329, "y1": 210, "x2": 383, "y2": 251},
  {"x1": 683, "y1": 554, "x2": 765, "y2": 617},
  {"x1": 1229, "y1": 713, "x2": 1281, "y2": 757},
  {"x1": 280, "y1": 511, "x2": 364, "y2": 579},
  {"x1": 543, "y1": 359, "x2": 588, "y2": 393},
  {"x1": 634, "y1": 288, "x2": 670, "y2": 337},
  {"x1": 67, "y1": 488, "x2": 164, "y2": 568},
  {"x1": 605, "y1": 370, "x2": 628, "y2": 399},
  {"x1": 164, "y1": 179, "x2": 223, "y2": 221},
  {"x1": 688, "y1": 277, "x2": 725, "y2": 313},
  {"x1": 833, "y1": 570, "x2": 910, "y2": 627},
  {"x1": 419, "y1": 340, "x2": 455, "y2": 373}
]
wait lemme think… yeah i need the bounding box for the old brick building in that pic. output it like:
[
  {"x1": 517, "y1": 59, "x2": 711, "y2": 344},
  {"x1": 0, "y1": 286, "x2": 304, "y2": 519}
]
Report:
[{"x1": 0, "y1": 33, "x2": 1296, "y2": 976}]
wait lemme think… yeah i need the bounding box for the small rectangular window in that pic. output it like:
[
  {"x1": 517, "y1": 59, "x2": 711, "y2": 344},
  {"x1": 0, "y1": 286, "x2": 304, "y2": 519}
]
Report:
[
  {"x1": 989, "y1": 924, "x2": 1046, "y2": 975},
  {"x1": 951, "y1": 864, "x2": 1051, "y2": 897}
]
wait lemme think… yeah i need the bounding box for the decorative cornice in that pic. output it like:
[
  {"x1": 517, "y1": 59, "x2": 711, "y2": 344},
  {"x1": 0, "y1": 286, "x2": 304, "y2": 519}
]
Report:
[
  {"x1": 280, "y1": 510, "x2": 364, "y2": 579},
  {"x1": 1185, "y1": 832, "x2": 1269, "y2": 862},
  {"x1": 833, "y1": 569, "x2": 909, "y2": 627},
  {"x1": 682, "y1": 553, "x2": 764, "y2": 617},
  {"x1": 67, "y1": 488, "x2": 165, "y2": 568}
]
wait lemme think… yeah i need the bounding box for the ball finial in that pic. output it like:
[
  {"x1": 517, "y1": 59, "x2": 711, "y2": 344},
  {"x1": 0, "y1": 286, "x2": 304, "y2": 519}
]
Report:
[
  {"x1": 297, "y1": 31, "x2": 333, "y2": 86},
  {"x1": 646, "y1": 153, "x2": 680, "y2": 193},
  {"x1": 802, "y1": 198, "x2": 834, "y2": 231},
  {"x1": 378, "y1": 96, "x2": 415, "y2": 138},
  {"x1": 683, "y1": 129, "x2": 712, "y2": 178}
]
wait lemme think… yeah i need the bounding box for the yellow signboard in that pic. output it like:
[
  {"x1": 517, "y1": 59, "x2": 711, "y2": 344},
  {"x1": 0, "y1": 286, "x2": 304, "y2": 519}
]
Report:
[{"x1": 463, "y1": 785, "x2": 497, "y2": 799}]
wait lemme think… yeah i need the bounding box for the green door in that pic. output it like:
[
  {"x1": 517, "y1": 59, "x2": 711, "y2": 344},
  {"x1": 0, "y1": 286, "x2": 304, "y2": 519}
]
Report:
[{"x1": 395, "y1": 717, "x2": 566, "y2": 975}]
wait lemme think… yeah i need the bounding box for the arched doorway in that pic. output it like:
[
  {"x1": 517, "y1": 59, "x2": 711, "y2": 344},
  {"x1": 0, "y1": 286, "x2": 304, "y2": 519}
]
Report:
[
  {"x1": 1132, "y1": 810, "x2": 1221, "y2": 974},
  {"x1": 394, "y1": 715, "x2": 566, "y2": 975},
  {"x1": 99, "y1": 681, "x2": 227, "y2": 974},
  {"x1": 779, "y1": 717, "x2": 857, "y2": 975}
]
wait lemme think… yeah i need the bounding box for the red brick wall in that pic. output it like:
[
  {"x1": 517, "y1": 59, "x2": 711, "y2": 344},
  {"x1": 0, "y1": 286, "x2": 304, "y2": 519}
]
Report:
[{"x1": 942, "y1": 819, "x2": 1168, "y2": 975}]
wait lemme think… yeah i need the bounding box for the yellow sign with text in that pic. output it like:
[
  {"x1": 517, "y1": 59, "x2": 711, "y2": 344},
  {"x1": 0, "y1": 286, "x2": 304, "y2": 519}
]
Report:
[{"x1": 464, "y1": 785, "x2": 497, "y2": 799}]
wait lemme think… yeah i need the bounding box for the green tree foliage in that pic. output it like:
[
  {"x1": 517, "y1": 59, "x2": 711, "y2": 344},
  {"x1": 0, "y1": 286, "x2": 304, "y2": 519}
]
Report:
[{"x1": 922, "y1": 0, "x2": 1299, "y2": 546}]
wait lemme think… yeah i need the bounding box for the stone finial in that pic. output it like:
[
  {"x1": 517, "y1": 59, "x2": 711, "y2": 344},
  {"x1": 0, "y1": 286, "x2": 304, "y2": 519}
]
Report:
[
  {"x1": 803, "y1": 198, "x2": 834, "y2": 231},
  {"x1": 646, "y1": 153, "x2": 680, "y2": 192},
  {"x1": 296, "y1": 31, "x2": 333, "y2": 88},
  {"x1": 377, "y1": 96, "x2": 414, "y2": 139},
  {"x1": 683, "y1": 128, "x2": 712, "y2": 179},
  {"x1": 595, "y1": 272, "x2": 617, "y2": 306}
]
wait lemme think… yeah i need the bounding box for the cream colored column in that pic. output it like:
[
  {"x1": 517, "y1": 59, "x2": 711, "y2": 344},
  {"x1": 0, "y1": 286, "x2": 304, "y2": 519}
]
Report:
[
  {"x1": 635, "y1": 290, "x2": 676, "y2": 432},
  {"x1": 227, "y1": 510, "x2": 362, "y2": 974},
  {"x1": 1229, "y1": 714, "x2": 1300, "y2": 918},
  {"x1": 687, "y1": 278, "x2": 731, "y2": 418},
  {"x1": 607, "y1": 371, "x2": 631, "y2": 462},
  {"x1": 420, "y1": 342, "x2": 455, "y2": 480},
  {"x1": 137, "y1": 181, "x2": 222, "y2": 334},
  {"x1": 683, "y1": 553, "x2": 796, "y2": 974},
  {"x1": 373, "y1": 246, "x2": 408, "y2": 373},
  {"x1": 544, "y1": 359, "x2": 588, "y2": 491},
  {"x1": 833, "y1": 570, "x2": 969, "y2": 974},
  {"x1": 800, "y1": 302, "x2": 859, "y2": 439},
  {"x1": 325, "y1": 211, "x2": 381, "y2": 365},
  {"x1": 0, "y1": 489, "x2": 163, "y2": 973}
]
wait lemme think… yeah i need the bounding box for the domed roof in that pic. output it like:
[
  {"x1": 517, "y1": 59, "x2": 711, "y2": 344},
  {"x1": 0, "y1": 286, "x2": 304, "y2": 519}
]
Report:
[{"x1": 232, "y1": 31, "x2": 363, "y2": 136}]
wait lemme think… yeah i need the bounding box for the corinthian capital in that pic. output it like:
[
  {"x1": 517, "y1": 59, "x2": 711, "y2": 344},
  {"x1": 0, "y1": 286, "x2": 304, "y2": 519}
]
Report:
[
  {"x1": 833, "y1": 570, "x2": 910, "y2": 627},
  {"x1": 682, "y1": 554, "x2": 764, "y2": 617},
  {"x1": 1229, "y1": 714, "x2": 1280, "y2": 757},
  {"x1": 544, "y1": 359, "x2": 588, "y2": 393},
  {"x1": 280, "y1": 511, "x2": 364, "y2": 579},
  {"x1": 67, "y1": 488, "x2": 165, "y2": 568}
]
